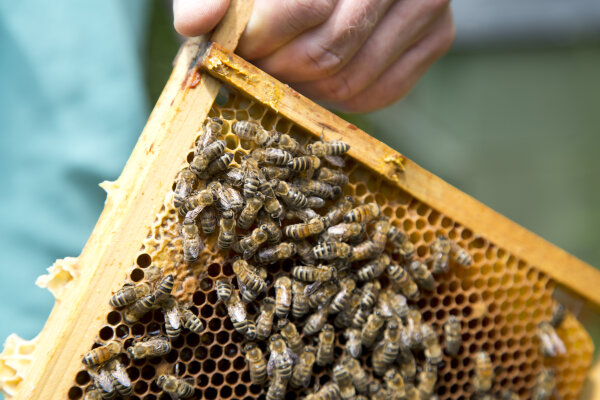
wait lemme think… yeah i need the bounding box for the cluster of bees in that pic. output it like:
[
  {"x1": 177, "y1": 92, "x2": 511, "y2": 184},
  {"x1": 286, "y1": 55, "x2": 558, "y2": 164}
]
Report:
[
  {"x1": 82, "y1": 117, "x2": 569, "y2": 399},
  {"x1": 81, "y1": 267, "x2": 204, "y2": 399}
]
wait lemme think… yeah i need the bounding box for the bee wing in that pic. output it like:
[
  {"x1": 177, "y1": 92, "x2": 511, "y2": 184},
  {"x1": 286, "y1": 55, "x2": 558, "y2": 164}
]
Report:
[
  {"x1": 93, "y1": 369, "x2": 115, "y2": 393},
  {"x1": 304, "y1": 281, "x2": 322, "y2": 296},
  {"x1": 550, "y1": 331, "x2": 567, "y2": 355},
  {"x1": 287, "y1": 348, "x2": 299, "y2": 365},
  {"x1": 324, "y1": 155, "x2": 345, "y2": 167},
  {"x1": 230, "y1": 302, "x2": 247, "y2": 323},
  {"x1": 166, "y1": 307, "x2": 182, "y2": 329},
  {"x1": 110, "y1": 362, "x2": 131, "y2": 387},
  {"x1": 540, "y1": 334, "x2": 557, "y2": 356},
  {"x1": 267, "y1": 353, "x2": 278, "y2": 377}
]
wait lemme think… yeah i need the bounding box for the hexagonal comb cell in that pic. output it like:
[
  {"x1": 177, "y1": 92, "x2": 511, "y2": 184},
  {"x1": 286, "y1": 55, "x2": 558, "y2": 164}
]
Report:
[{"x1": 67, "y1": 88, "x2": 593, "y2": 400}]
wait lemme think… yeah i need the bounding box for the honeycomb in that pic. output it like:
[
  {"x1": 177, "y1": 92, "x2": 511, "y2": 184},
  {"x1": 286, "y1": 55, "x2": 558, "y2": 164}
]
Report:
[{"x1": 66, "y1": 87, "x2": 593, "y2": 400}]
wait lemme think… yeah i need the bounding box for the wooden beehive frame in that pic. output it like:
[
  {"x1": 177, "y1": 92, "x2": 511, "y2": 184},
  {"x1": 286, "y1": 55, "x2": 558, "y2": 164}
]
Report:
[{"x1": 9, "y1": 2, "x2": 600, "y2": 399}]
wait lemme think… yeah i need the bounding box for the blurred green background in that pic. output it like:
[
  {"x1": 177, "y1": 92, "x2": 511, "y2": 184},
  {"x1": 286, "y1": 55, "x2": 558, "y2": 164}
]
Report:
[{"x1": 1, "y1": 1, "x2": 599, "y2": 397}]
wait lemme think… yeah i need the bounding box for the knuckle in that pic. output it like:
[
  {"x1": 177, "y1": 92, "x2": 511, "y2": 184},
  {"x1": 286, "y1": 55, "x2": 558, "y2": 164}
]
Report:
[
  {"x1": 284, "y1": 0, "x2": 335, "y2": 31},
  {"x1": 305, "y1": 42, "x2": 345, "y2": 78},
  {"x1": 321, "y1": 74, "x2": 356, "y2": 102}
]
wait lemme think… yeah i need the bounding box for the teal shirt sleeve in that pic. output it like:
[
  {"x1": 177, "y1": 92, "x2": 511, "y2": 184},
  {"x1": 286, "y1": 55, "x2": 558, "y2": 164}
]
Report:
[{"x1": 0, "y1": 0, "x2": 150, "y2": 347}]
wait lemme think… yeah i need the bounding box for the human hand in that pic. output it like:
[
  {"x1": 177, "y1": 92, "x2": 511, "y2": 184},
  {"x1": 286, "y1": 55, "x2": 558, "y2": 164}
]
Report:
[{"x1": 173, "y1": 0, "x2": 454, "y2": 113}]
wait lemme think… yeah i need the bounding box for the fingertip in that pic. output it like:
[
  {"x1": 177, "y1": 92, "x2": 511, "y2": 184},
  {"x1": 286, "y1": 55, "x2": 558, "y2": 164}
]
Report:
[{"x1": 173, "y1": 0, "x2": 231, "y2": 37}]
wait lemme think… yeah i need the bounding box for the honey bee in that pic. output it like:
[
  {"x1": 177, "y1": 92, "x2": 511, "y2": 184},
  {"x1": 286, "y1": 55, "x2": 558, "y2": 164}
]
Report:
[
  {"x1": 232, "y1": 121, "x2": 277, "y2": 146},
  {"x1": 252, "y1": 147, "x2": 293, "y2": 165},
  {"x1": 443, "y1": 316, "x2": 461, "y2": 356},
  {"x1": 173, "y1": 168, "x2": 197, "y2": 210},
  {"x1": 278, "y1": 319, "x2": 303, "y2": 356},
  {"x1": 316, "y1": 324, "x2": 335, "y2": 366},
  {"x1": 293, "y1": 178, "x2": 336, "y2": 199},
  {"x1": 387, "y1": 226, "x2": 414, "y2": 261},
  {"x1": 276, "y1": 133, "x2": 302, "y2": 154},
  {"x1": 181, "y1": 307, "x2": 204, "y2": 333},
  {"x1": 273, "y1": 179, "x2": 309, "y2": 208},
  {"x1": 190, "y1": 139, "x2": 226, "y2": 174},
  {"x1": 406, "y1": 309, "x2": 423, "y2": 348},
  {"x1": 89, "y1": 368, "x2": 116, "y2": 400},
  {"x1": 387, "y1": 262, "x2": 420, "y2": 300},
  {"x1": 312, "y1": 241, "x2": 352, "y2": 260},
  {"x1": 284, "y1": 217, "x2": 326, "y2": 240},
  {"x1": 255, "y1": 242, "x2": 296, "y2": 264},
  {"x1": 215, "y1": 278, "x2": 233, "y2": 302},
  {"x1": 240, "y1": 159, "x2": 261, "y2": 199},
  {"x1": 199, "y1": 206, "x2": 217, "y2": 234},
  {"x1": 292, "y1": 280, "x2": 310, "y2": 319},
  {"x1": 290, "y1": 346, "x2": 317, "y2": 389},
  {"x1": 291, "y1": 264, "x2": 336, "y2": 283},
  {"x1": 356, "y1": 254, "x2": 390, "y2": 281},
  {"x1": 154, "y1": 275, "x2": 175, "y2": 301},
  {"x1": 224, "y1": 287, "x2": 249, "y2": 334},
  {"x1": 179, "y1": 188, "x2": 214, "y2": 218},
  {"x1": 161, "y1": 296, "x2": 182, "y2": 339},
  {"x1": 473, "y1": 351, "x2": 493, "y2": 394},
  {"x1": 249, "y1": 298, "x2": 274, "y2": 341},
  {"x1": 107, "y1": 366, "x2": 132, "y2": 400},
  {"x1": 181, "y1": 217, "x2": 204, "y2": 262},
  {"x1": 245, "y1": 319, "x2": 257, "y2": 340},
  {"x1": 340, "y1": 358, "x2": 367, "y2": 395},
  {"x1": 307, "y1": 196, "x2": 326, "y2": 209},
  {"x1": 268, "y1": 334, "x2": 295, "y2": 380},
  {"x1": 257, "y1": 213, "x2": 282, "y2": 243},
  {"x1": 295, "y1": 239, "x2": 316, "y2": 265},
  {"x1": 384, "y1": 368, "x2": 406, "y2": 400},
  {"x1": 274, "y1": 276, "x2": 292, "y2": 318},
  {"x1": 308, "y1": 281, "x2": 338, "y2": 309},
  {"x1": 82, "y1": 341, "x2": 122, "y2": 367},
  {"x1": 397, "y1": 347, "x2": 417, "y2": 382},
  {"x1": 288, "y1": 155, "x2": 321, "y2": 171},
  {"x1": 317, "y1": 167, "x2": 349, "y2": 186},
  {"x1": 417, "y1": 364, "x2": 437, "y2": 399},
  {"x1": 233, "y1": 259, "x2": 267, "y2": 294},
  {"x1": 285, "y1": 208, "x2": 319, "y2": 223},
  {"x1": 109, "y1": 282, "x2": 151, "y2": 308},
  {"x1": 359, "y1": 281, "x2": 381, "y2": 310},
  {"x1": 211, "y1": 181, "x2": 245, "y2": 212},
  {"x1": 237, "y1": 197, "x2": 264, "y2": 230},
  {"x1": 451, "y1": 241, "x2": 472, "y2": 266},
  {"x1": 325, "y1": 222, "x2": 363, "y2": 242},
  {"x1": 217, "y1": 210, "x2": 236, "y2": 250},
  {"x1": 361, "y1": 310, "x2": 385, "y2": 348},
  {"x1": 351, "y1": 302, "x2": 371, "y2": 330},
  {"x1": 349, "y1": 240, "x2": 378, "y2": 262},
  {"x1": 262, "y1": 165, "x2": 292, "y2": 180},
  {"x1": 537, "y1": 321, "x2": 566, "y2": 357},
  {"x1": 196, "y1": 117, "x2": 223, "y2": 150},
  {"x1": 264, "y1": 195, "x2": 284, "y2": 219},
  {"x1": 408, "y1": 260, "x2": 435, "y2": 292},
  {"x1": 421, "y1": 323, "x2": 443, "y2": 366},
  {"x1": 224, "y1": 166, "x2": 245, "y2": 187},
  {"x1": 303, "y1": 303, "x2": 330, "y2": 336},
  {"x1": 379, "y1": 318, "x2": 403, "y2": 373},
  {"x1": 83, "y1": 387, "x2": 105, "y2": 400},
  {"x1": 333, "y1": 362, "x2": 355, "y2": 400},
  {"x1": 330, "y1": 276, "x2": 356, "y2": 314},
  {"x1": 243, "y1": 342, "x2": 267, "y2": 385},
  {"x1": 308, "y1": 140, "x2": 350, "y2": 157},
  {"x1": 156, "y1": 374, "x2": 194, "y2": 399},
  {"x1": 266, "y1": 374, "x2": 287, "y2": 400},
  {"x1": 430, "y1": 235, "x2": 451, "y2": 274},
  {"x1": 341, "y1": 327, "x2": 362, "y2": 359},
  {"x1": 123, "y1": 293, "x2": 156, "y2": 323},
  {"x1": 550, "y1": 302, "x2": 566, "y2": 328},
  {"x1": 127, "y1": 335, "x2": 171, "y2": 359},
  {"x1": 381, "y1": 289, "x2": 409, "y2": 320},
  {"x1": 344, "y1": 202, "x2": 380, "y2": 224},
  {"x1": 198, "y1": 152, "x2": 233, "y2": 178},
  {"x1": 324, "y1": 196, "x2": 354, "y2": 226},
  {"x1": 533, "y1": 369, "x2": 555, "y2": 400}
]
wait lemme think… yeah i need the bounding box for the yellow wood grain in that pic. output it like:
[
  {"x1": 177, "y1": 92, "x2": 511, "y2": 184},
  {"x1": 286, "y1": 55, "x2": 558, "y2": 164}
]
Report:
[{"x1": 198, "y1": 42, "x2": 600, "y2": 308}]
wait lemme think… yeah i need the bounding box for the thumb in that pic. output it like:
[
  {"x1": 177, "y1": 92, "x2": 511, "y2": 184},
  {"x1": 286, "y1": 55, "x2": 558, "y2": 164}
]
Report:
[{"x1": 173, "y1": 0, "x2": 231, "y2": 37}]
